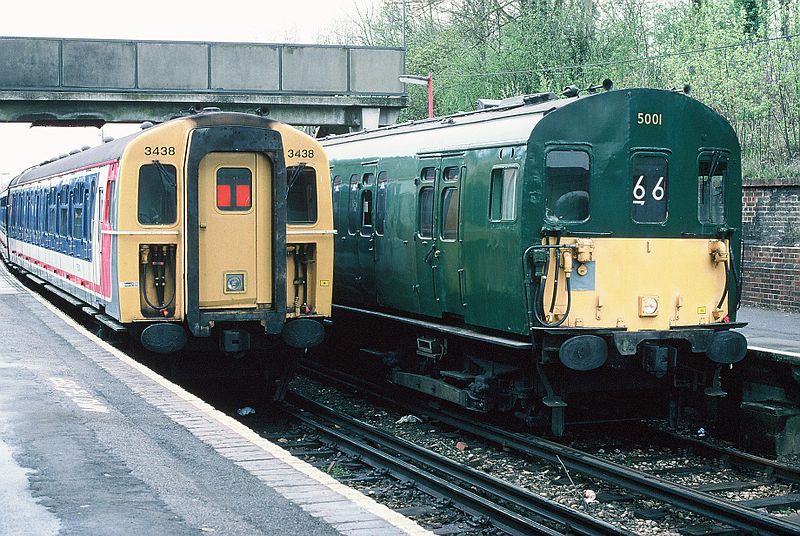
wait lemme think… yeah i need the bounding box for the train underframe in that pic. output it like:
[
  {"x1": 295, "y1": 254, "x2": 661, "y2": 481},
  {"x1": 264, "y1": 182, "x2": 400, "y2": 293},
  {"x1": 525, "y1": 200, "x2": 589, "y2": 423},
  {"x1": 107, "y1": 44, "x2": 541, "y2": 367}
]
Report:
[{"x1": 330, "y1": 307, "x2": 747, "y2": 436}]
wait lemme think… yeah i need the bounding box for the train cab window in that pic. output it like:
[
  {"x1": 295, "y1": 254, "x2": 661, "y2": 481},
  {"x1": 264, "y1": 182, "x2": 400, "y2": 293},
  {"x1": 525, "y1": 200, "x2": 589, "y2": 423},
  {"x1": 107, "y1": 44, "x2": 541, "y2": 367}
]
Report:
[
  {"x1": 440, "y1": 187, "x2": 460, "y2": 240},
  {"x1": 418, "y1": 187, "x2": 435, "y2": 238},
  {"x1": 489, "y1": 167, "x2": 518, "y2": 221},
  {"x1": 631, "y1": 154, "x2": 669, "y2": 223},
  {"x1": 421, "y1": 167, "x2": 436, "y2": 182},
  {"x1": 216, "y1": 167, "x2": 252, "y2": 212},
  {"x1": 545, "y1": 151, "x2": 589, "y2": 222},
  {"x1": 347, "y1": 174, "x2": 359, "y2": 235},
  {"x1": 375, "y1": 172, "x2": 387, "y2": 235},
  {"x1": 698, "y1": 152, "x2": 727, "y2": 224},
  {"x1": 138, "y1": 163, "x2": 177, "y2": 224},
  {"x1": 287, "y1": 166, "x2": 318, "y2": 224}
]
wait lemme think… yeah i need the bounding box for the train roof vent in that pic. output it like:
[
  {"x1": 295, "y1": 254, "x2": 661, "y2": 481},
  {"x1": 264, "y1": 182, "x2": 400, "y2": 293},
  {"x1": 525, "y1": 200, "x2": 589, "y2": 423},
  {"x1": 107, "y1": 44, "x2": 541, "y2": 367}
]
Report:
[
  {"x1": 476, "y1": 92, "x2": 556, "y2": 110},
  {"x1": 202, "y1": 107, "x2": 222, "y2": 113},
  {"x1": 103, "y1": 136, "x2": 115, "y2": 143},
  {"x1": 81, "y1": 145, "x2": 91, "y2": 151},
  {"x1": 521, "y1": 92, "x2": 556, "y2": 105},
  {"x1": 140, "y1": 121, "x2": 154, "y2": 130},
  {"x1": 69, "y1": 149, "x2": 80, "y2": 155}
]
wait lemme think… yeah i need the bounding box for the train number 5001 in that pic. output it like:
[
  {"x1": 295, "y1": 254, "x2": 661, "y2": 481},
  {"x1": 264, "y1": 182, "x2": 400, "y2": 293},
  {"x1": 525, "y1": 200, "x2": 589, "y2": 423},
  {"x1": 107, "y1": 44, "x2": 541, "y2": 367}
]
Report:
[{"x1": 637, "y1": 113, "x2": 662, "y2": 125}]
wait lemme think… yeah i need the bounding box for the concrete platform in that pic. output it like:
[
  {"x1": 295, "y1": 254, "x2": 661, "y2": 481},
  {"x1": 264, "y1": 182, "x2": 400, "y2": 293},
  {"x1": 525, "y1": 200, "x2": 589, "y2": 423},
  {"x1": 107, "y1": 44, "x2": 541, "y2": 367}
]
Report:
[
  {"x1": 738, "y1": 306, "x2": 800, "y2": 360},
  {"x1": 0, "y1": 262, "x2": 431, "y2": 536}
]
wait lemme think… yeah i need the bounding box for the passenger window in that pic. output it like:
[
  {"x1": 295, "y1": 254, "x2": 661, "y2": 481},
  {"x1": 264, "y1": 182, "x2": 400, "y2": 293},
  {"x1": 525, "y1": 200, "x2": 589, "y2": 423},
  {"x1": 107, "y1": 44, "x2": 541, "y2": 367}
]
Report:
[
  {"x1": 418, "y1": 187, "x2": 434, "y2": 238},
  {"x1": 347, "y1": 174, "x2": 359, "y2": 235},
  {"x1": 440, "y1": 187, "x2": 459, "y2": 240},
  {"x1": 138, "y1": 163, "x2": 177, "y2": 224},
  {"x1": 631, "y1": 154, "x2": 669, "y2": 223},
  {"x1": 59, "y1": 186, "x2": 69, "y2": 236},
  {"x1": 360, "y1": 172, "x2": 374, "y2": 234},
  {"x1": 375, "y1": 172, "x2": 387, "y2": 235},
  {"x1": 216, "y1": 167, "x2": 252, "y2": 212},
  {"x1": 287, "y1": 166, "x2": 317, "y2": 224},
  {"x1": 108, "y1": 181, "x2": 118, "y2": 226},
  {"x1": 332, "y1": 175, "x2": 342, "y2": 231},
  {"x1": 545, "y1": 151, "x2": 589, "y2": 222},
  {"x1": 73, "y1": 184, "x2": 84, "y2": 239},
  {"x1": 48, "y1": 188, "x2": 56, "y2": 234},
  {"x1": 698, "y1": 153, "x2": 727, "y2": 224},
  {"x1": 421, "y1": 167, "x2": 436, "y2": 182},
  {"x1": 489, "y1": 167, "x2": 518, "y2": 221},
  {"x1": 443, "y1": 166, "x2": 460, "y2": 182}
]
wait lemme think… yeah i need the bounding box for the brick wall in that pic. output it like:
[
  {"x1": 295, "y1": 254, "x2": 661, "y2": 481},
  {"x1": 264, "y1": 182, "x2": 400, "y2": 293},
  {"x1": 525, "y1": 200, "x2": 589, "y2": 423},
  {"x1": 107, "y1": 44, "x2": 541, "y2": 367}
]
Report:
[{"x1": 741, "y1": 178, "x2": 800, "y2": 311}]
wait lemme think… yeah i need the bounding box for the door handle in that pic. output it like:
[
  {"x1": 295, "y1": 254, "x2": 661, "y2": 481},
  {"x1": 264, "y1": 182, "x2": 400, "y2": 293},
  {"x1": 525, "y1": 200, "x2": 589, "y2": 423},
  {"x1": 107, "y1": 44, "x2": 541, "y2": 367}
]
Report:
[
  {"x1": 424, "y1": 243, "x2": 437, "y2": 264},
  {"x1": 199, "y1": 222, "x2": 207, "y2": 229}
]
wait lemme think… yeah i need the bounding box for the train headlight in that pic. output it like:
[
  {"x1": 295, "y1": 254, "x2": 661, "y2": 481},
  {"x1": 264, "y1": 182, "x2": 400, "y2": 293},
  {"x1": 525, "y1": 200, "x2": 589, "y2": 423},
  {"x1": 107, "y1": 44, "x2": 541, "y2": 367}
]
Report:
[
  {"x1": 639, "y1": 296, "x2": 659, "y2": 317},
  {"x1": 225, "y1": 273, "x2": 245, "y2": 293}
]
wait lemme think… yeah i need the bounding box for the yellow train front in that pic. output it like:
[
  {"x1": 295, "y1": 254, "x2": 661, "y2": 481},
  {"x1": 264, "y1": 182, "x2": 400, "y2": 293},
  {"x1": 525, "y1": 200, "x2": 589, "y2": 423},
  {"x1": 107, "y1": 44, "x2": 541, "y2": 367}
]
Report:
[{"x1": 2, "y1": 110, "x2": 333, "y2": 375}]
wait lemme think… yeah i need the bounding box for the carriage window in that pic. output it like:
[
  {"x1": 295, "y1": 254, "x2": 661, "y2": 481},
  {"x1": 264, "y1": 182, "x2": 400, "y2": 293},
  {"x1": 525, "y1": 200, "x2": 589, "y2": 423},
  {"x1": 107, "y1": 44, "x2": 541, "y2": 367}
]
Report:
[
  {"x1": 72, "y1": 183, "x2": 84, "y2": 239},
  {"x1": 546, "y1": 151, "x2": 589, "y2": 222},
  {"x1": 490, "y1": 167, "x2": 517, "y2": 221},
  {"x1": 59, "y1": 186, "x2": 69, "y2": 236},
  {"x1": 698, "y1": 153, "x2": 727, "y2": 224},
  {"x1": 347, "y1": 174, "x2": 359, "y2": 235},
  {"x1": 287, "y1": 166, "x2": 317, "y2": 223},
  {"x1": 443, "y1": 166, "x2": 460, "y2": 182},
  {"x1": 440, "y1": 187, "x2": 459, "y2": 240},
  {"x1": 375, "y1": 172, "x2": 387, "y2": 235},
  {"x1": 216, "y1": 167, "x2": 252, "y2": 212},
  {"x1": 138, "y1": 163, "x2": 177, "y2": 224},
  {"x1": 332, "y1": 175, "x2": 342, "y2": 231},
  {"x1": 48, "y1": 188, "x2": 56, "y2": 234},
  {"x1": 421, "y1": 167, "x2": 436, "y2": 182},
  {"x1": 360, "y1": 172, "x2": 374, "y2": 234},
  {"x1": 418, "y1": 187, "x2": 434, "y2": 238},
  {"x1": 631, "y1": 154, "x2": 669, "y2": 223}
]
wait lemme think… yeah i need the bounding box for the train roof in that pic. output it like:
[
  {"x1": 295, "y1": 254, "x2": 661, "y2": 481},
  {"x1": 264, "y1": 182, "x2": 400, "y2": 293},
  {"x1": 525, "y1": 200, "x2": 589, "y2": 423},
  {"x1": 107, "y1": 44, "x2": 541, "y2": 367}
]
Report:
[
  {"x1": 7, "y1": 111, "x2": 278, "y2": 189},
  {"x1": 321, "y1": 91, "x2": 577, "y2": 158},
  {"x1": 321, "y1": 88, "x2": 721, "y2": 160}
]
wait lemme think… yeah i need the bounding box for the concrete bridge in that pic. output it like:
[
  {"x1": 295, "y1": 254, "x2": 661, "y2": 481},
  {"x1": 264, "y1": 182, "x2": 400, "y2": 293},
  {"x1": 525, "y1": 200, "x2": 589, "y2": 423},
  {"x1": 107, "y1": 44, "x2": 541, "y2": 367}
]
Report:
[{"x1": 0, "y1": 37, "x2": 407, "y2": 131}]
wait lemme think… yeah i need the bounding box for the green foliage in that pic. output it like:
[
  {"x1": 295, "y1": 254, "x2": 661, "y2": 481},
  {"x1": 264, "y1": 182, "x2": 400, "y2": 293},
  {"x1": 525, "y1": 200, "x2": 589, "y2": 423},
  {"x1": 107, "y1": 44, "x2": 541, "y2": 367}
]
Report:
[{"x1": 353, "y1": 0, "x2": 799, "y2": 178}]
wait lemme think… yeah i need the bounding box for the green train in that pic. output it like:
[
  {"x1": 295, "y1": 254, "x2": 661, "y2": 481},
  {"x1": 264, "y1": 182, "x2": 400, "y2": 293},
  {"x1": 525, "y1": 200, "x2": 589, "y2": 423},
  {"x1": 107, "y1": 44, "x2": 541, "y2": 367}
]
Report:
[{"x1": 322, "y1": 87, "x2": 747, "y2": 435}]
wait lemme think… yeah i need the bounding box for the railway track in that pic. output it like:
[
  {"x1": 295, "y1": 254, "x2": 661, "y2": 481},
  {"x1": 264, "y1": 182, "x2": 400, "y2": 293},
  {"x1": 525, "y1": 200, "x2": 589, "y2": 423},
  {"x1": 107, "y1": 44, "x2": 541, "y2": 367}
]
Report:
[
  {"x1": 283, "y1": 391, "x2": 632, "y2": 536},
  {"x1": 297, "y1": 359, "x2": 800, "y2": 535}
]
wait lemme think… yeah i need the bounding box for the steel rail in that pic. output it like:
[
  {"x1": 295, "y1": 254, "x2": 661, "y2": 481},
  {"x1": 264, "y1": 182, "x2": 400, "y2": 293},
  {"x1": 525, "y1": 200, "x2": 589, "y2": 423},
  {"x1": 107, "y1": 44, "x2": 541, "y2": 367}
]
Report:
[
  {"x1": 281, "y1": 399, "x2": 564, "y2": 536},
  {"x1": 298, "y1": 361, "x2": 800, "y2": 536},
  {"x1": 633, "y1": 423, "x2": 800, "y2": 486},
  {"x1": 287, "y1": 392, "x2": 633, "y2": 536}
]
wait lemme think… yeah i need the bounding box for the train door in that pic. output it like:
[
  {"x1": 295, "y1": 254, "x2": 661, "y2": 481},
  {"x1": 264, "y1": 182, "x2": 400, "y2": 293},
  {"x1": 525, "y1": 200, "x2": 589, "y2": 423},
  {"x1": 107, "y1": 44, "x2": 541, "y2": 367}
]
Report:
[
  {"x1": 197, "y1": 152, "x2": 271, "y2": 309},
  {"x1": 414, "y1": 161, "x2": 442, "y2": 317},
  {"x1": 100, "y1": 165, "x2": 118, "y2": 301},
  {"x1": 356, "y1": 164, "x2": 378, "y2": 304},
  {"x1": 434, "y1": 157, "x2": 466, "y2": 317}
]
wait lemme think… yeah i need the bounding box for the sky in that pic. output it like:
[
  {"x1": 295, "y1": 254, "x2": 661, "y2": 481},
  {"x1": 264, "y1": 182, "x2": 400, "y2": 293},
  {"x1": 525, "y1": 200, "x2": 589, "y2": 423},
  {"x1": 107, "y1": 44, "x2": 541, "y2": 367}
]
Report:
[{"x1": 0, "y1": 0, "x2": 377, "y2": 185}]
